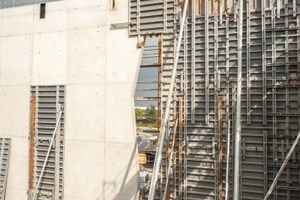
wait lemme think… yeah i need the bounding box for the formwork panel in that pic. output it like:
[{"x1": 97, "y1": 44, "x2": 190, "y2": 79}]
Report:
[
  {"x1": 160, "y1": 1, "x2": 300, "y2": 199},
  {"x1": 0, "y1": 138, "x2": 11, "y2": 200},
  {"x1": 31, "y1": 85, "x2": 65, "y2": 200}
]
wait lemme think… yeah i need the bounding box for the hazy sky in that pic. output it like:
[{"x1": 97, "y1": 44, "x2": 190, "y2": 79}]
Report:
[{"x1": 134, "y1": 36, "x2": 159, "y2": 108}]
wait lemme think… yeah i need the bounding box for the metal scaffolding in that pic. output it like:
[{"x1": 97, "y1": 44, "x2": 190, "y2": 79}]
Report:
[{"x1": 131, "y1": 0, "x2": 300, "y2": 199}]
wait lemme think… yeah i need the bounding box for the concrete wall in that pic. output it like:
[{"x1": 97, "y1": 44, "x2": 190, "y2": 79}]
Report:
[{"x1": 0, "y1": 0, "x2": 142, "y2": 199}]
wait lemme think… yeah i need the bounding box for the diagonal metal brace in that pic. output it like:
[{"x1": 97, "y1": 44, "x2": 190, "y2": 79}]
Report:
[
  {"x1": 264, "y1": 130, "x2": 300, "y2": 200},
  {"x1": 32, "y1": 106, "x2": 64, "y2": 200}
]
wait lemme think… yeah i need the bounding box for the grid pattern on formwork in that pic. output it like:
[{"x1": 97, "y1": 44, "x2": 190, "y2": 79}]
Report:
[
  {"x1": 31, "y1": 86, "x2": 65, "y2": 200},
  {"x1": 129, "y1": 0, "x2": 176, "y2": 36},
  {"x1": 161, "y1": 3, "x2": 300, "y2": 200},
  {"x1": 0, "y1": 138, "x2": 11, "y2": 200}
]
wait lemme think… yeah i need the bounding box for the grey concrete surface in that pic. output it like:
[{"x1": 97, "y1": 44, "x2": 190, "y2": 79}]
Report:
[{"x1": 0, "y1": 0, "x2": 142, "y2": 199}]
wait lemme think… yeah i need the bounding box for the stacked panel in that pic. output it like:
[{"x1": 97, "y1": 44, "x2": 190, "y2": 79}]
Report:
[
  {"x1": 129, "y1": 0, "x2": 176, "y2": 35},
  {"x1": 0, "y1": 138, "x2": 11, "y2": 200},
  {"x1": 31, "y1": 86, "x2": 65, "y2": 200},
  {"x1": 161, "y1": 4, "x2": 300, "y2": 200}
]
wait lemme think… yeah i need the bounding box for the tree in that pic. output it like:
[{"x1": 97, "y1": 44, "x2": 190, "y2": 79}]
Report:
[
  {"x1": 145, "y1": 104, "x2": 157, "y2": 116},
  {"x1": 145, "y1": 104, "x2": 157, "y2": 123},
  {"x1": 135, "y1": 108, "x2": 145, "y2": 120}
]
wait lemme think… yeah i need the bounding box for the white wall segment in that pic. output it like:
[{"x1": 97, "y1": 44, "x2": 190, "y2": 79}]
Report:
[{"x1": 0, "y1": 0, "x2": 142, "y2": 199}]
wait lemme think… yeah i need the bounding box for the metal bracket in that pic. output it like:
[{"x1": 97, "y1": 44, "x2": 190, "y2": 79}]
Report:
[{"x1": 110, "y1": 22, "x2": 133, "y2": 28}]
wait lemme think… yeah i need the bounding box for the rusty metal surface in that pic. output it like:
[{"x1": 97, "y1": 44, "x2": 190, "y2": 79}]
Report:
[{"x1": 30, "y1": 96, "x2": 35, "y2": 190}]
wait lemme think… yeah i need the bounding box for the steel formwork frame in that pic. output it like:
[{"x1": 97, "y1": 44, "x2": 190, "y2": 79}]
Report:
[
  {"x1": 30, "y1": 86, "x2": 65, "y2": 200},
  {"x1": 131, "y1": 0, "x2": 300, "y2": 199},
  {"x1": 0, "y1": 138, "x2": 11, "y2": 200}
]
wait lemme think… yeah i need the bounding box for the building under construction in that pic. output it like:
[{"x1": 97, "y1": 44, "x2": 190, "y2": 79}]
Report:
[{"x1": 0, "y1": 0, "x2": 299, "y2": 200}]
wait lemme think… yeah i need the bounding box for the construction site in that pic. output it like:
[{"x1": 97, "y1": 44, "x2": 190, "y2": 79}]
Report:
[{"x1": 0, "y1": 0, "x2": 299, "y2": 200}]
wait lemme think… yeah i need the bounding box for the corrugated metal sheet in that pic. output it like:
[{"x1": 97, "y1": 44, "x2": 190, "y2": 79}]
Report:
[
  {"x1": 0, "y1": 138, "x2": 11, "y2": 200},
  {"x1": 31, "y1": 86, "x2": 65, "y2": 200}
]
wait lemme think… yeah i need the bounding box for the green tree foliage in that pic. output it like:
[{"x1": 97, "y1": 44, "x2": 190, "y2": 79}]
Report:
[
  {"x1": 135, "y1": 108, "x2": 145, "y2": 120},
  {"x1": 145, "y1": 104, "x2": 157, "y2": 123},
  {"x1": 145, "y1": 104, "x2": 157, "y2": 116}
]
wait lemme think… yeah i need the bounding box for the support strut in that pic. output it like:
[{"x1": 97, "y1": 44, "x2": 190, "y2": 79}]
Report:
[{"x1": 148, "y1": 0, "x2": 189, "y2": 199}]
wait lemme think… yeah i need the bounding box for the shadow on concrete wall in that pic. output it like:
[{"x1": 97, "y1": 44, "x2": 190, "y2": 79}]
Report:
[{"x1": 102, "y1": 142, "x2": 139, "y2": 200}]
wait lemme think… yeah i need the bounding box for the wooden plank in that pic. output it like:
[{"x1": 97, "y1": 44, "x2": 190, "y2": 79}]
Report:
[{"x1": 139, "y1": 153, "x2": 147, "y2": 164}]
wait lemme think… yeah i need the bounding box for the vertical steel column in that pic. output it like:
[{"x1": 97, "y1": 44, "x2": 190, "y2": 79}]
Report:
[
  {"x1": 179, "y1": 97, "x2": 182, "y2": 199},
  {"x1": 214, "y1": 13, "x2": 219, "y2": 200},
  {"x1": 33, "y1": 87, "x2": 39, "y2": 194},
  {"x1": 262, "y1": 0, "x2": 267, "y2": 125},
  {"x1": 183, "y1": 16, "x2": 188, "y2": 200},
  {"x1": 205, "y1": 0, "x2": 209, "y2": 124},
  {"x1": 263, "y1": 131, "x2": 268, "y2": 196},
  {"x1": 158, "y1": 37, "x2": 162, "y2": 132},
  {"x1": 54, "y1": 91, "x2": 61, "y2": 200},
  {"x1": 225, "y1": 11, "x2": 229, "y2": 125},
  {"x1": 225, "y1": 119, "x2": 230, "y2": 200},
  {"x1": 233, "y1": 0, "x2": 243, "y2": 199},
  {"x1": 219, "y1": 97, "x2": 223, "y2": 200},
  {"x1": 297, "y1": 6, "x2": 300, "y2": 200},
  {"x1": 231, "y1": 84, "x2": 236, "y2": 197},
  {"x1": 271, "y1": 8, "x2": 278, "y2": 200},
  {"x1": 284, "y1": 3, "x2": 290, "y2": 198},
  {"x1": 148, "y1": 1, "x2": 189, "y2": 199},
  {"x1": 173, "y1": 90, "x2": 177, "y2": 199},
  {"x1": 191, "y1": 0, "x2": 196, "y2": 124},
  {"x1": 246, "y1": 0, "x2": 251, "y2": 125}
]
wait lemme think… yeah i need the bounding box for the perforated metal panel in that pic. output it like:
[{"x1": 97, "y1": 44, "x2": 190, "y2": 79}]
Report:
[
  {"x1": 31, "y1": 86, "x2": 65, "y2": 200},
  {"x1": 159, "y1": 1, "x2": 300, "y2": 200},
  {"x1": 0, "y1": 138, "x2": 11, "y2": 200}
]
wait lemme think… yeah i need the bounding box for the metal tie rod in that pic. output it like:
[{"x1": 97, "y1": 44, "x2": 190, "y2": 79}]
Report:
[
  {"x1": 32, "y1": 107, "x2": 64, "y2": 200},
  {"x1": 264, "y1": 130, "x2": 300, "y2": 200},
  {"x1": 148, "y1": 0, "x2": 189, "y2": 199}
]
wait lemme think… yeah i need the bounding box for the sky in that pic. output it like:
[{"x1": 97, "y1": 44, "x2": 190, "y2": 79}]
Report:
[{"x1": 134, "y1": 36, "x2": 159, "y2": 108}]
